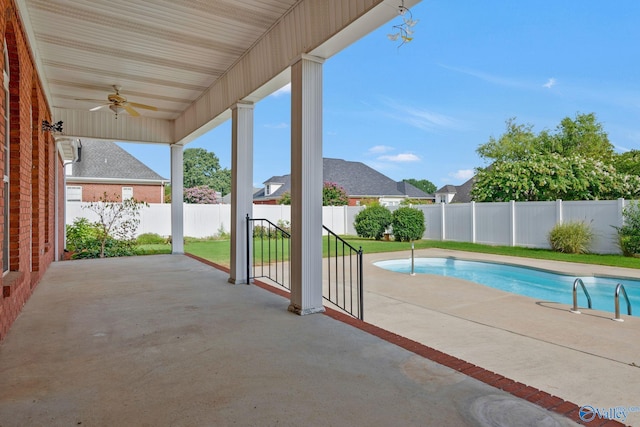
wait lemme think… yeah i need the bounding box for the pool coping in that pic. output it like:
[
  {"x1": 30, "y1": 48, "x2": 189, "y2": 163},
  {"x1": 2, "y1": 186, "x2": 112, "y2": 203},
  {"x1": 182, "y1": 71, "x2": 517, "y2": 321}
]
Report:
[{"x1": 373, "y1": 255, "x2": 639, "y2": 316}]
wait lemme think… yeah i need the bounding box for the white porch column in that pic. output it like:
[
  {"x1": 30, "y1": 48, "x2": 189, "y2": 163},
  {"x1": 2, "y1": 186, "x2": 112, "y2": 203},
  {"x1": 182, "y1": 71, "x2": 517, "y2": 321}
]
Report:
[
  {"x1": 171, "y1": 145, "x2": 184, "y2": 254},
  {"x1": 289, "y1": 54, "x2": 325, "y2": 316},
  {"x1": 229, "y1": 101, "x2": 254, "y2": 284}
]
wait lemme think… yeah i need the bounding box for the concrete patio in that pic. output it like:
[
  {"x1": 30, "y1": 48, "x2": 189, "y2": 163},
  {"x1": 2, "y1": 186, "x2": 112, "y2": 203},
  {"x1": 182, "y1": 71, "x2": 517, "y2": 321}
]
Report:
[{"x1": 0, "y1": 254, "x2": 585, "y2": 427}]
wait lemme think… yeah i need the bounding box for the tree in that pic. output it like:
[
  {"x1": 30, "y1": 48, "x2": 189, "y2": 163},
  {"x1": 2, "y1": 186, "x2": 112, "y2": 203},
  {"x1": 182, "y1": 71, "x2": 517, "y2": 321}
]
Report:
[
  {"x1": 476, "y1": 113, "x2": 614, "y2": 163},
  {"x1": 81, "y1": 193, "x2": 147, "y2": 258},
  {"x1": 278, "y1": 192, "x2": 291, "y2": 205},
  {"x1": 402, "y1": 178, "x2": 436, "y2": 194},
  {"x1": 183, "y1": 148, "x2": 232, "y2": 195},
  {"x1": 476, "y1": 118, "x2": 540, "y2": 162},
  {"x1": 279, "y1": 182, "x2": 349, "y2": 206},
  {"x1": 550, "y1": 112, "x2": 613, "y2": 161},
  {"x1": 471, "y1": 154, "x2": 640, "y2": 202},
  {"x1": 322, "y1": 182, "x2": 349, "y2": 206},
  {"x1": 184, "y1": 186, "x2": 218, "y2": 204},
  {"x1": 613, "y1": 149, "x2": 640, "y2": 175},
  {"x1": 164, "y1": 184, "x2": 171, "y2": 203}
]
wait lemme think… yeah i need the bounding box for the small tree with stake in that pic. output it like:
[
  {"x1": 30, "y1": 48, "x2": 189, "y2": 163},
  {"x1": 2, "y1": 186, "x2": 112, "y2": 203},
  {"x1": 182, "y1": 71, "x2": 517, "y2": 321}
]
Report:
[{"x1": 82, "y1": 193, "x2": 148, "y2": 258}]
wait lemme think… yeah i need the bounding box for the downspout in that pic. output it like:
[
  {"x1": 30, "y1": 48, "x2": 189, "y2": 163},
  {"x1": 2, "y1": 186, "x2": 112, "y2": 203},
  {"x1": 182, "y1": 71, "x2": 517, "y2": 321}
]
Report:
[
  {"x1": 54, "y1": 150, "x2": 59, "y2": 261},
  {"x1": 55, "y1": 138, "x2": 81, "y2": 261}
]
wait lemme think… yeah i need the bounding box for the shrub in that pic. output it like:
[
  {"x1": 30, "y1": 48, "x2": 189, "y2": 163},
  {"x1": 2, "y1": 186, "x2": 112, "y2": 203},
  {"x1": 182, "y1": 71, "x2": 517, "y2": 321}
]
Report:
[
  {"x1": 391, "y1": 207, "x2": 426, "y2": 242},
  {"x1": 253, "y1": 225, "x2": 268, "y2": 238},
  {"x1": 136, "y1": 233, "x2": 166, "y2": 245},
  {"x1": 66, "y1": 218, "x2": 101, "y2": 256},
  {"x1": 616, "y1": 202, "x2": 640, "y2": 256},
  {"x1": 354, "y1": 204, "x2": 392, "y2": 240},
  {"x1": 215, "y1": 224, "x2": 230, "y2": 240},
  {"x1": 548, "y1": 221, "x2": 594, "y2": 254},
  {"x1": 277, "y1": 220, "x2": 291, "y2": 238},
  {"x1": 66, "y1": 218, "x2": 138, "y2": 259}
]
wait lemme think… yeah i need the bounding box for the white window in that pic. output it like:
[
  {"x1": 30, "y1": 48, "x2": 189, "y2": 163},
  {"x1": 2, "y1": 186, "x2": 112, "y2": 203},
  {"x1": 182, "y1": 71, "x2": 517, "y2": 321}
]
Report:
[
  {"x1": 122, "y1": 187, "x2": 133, "y2": 200},
  {"x1": 66, "y1": 186, "x2": 82, "y2": 202},
  {"x1": 3, "y1": 40, "x2": 9, "y2": 274}
]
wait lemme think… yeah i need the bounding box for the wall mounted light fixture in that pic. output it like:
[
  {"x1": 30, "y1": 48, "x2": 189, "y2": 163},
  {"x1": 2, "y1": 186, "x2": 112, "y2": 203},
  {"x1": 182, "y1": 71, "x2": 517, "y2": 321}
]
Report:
[{"x1": 42, "y1": 120, "x2": 63, "y2": 133}]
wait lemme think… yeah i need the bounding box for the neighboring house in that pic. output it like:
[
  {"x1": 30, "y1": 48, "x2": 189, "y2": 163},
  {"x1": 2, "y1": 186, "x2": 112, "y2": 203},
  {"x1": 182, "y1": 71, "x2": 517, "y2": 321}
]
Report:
[
  {"x1": 220, "y1": 188, "x2": 262, "y2": 204},
  {"x1": 435, "y1": 176, "x2": 475, "y2": 203},
  {"x1": 66, "y1": 140, "x2": 168, "y2": 203},
  {"x1": 253, "y1": 158, "x2": 434, "y2": 206}
]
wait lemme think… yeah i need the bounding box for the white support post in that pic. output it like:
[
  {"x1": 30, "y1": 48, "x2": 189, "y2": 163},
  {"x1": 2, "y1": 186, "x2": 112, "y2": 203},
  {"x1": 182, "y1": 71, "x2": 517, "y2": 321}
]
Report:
[
  {"x1": 289, "y1": 54, "x2": 325, "y2": 316},
  {"x1": 170, "y1": 145, "x2": 184, "y2": 254},
  {"x1": 229, "y1": 101, "x2": 254, "y2": 284}
]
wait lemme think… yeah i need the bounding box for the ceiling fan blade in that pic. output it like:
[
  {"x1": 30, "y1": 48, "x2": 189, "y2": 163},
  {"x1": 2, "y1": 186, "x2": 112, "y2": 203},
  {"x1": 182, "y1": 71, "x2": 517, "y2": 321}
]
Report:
[
  {"x1": 128, "y1": 102, "x2": 158, "y2": 111},
  {"x1": 76, "y1": 98, "x2": 107, "y2": 102},
  {"x1": 123, "y1": 103, "x2": 140, "y2": 117},
  {"x1": 89, "y1": 104, "x2": 110, "y2": 112}
]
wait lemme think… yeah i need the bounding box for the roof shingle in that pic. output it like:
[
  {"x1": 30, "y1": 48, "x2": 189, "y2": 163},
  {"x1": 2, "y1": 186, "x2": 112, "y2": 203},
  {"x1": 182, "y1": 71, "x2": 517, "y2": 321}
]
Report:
[{"x1": 71, "y1": 140, "x2": 166, "y2": 181}]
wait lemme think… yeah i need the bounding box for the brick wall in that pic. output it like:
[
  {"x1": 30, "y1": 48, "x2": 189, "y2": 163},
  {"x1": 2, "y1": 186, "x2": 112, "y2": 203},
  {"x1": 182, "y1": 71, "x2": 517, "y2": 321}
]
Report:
[
  {"x1": 76, "y1": 182, "x2": 164, "y2": 203},
  {"x1": 0, "y1": 0, "x2": 60, "y2": 340}
]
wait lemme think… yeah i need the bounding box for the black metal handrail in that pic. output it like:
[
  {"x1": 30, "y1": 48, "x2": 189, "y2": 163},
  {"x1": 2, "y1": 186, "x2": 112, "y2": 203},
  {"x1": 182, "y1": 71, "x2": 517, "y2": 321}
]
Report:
[
  {"x1": 323, "y1": 225, "x2": 364, "y2": 320},
  {"x1": 246, "y1": 215, "x2": 290, "y2": 290}
]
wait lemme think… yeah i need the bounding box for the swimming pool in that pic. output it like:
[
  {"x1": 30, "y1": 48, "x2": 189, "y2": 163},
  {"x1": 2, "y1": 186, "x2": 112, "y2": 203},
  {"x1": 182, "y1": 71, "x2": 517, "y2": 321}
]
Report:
[{"x1": 374, "y1": 258, "x2": 640, "y2": 317}]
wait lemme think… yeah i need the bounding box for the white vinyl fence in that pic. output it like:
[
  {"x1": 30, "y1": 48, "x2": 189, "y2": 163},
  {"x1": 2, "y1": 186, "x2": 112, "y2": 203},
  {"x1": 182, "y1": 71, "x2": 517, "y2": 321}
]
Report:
[{"x1": 66, "y1": 199, "x2": 631, "y2": 254}]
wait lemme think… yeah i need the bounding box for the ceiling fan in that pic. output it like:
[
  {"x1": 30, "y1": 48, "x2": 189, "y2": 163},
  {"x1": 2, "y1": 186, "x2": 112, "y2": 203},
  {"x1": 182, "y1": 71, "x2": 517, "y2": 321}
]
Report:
[{"x1": 84, "y1": 85, "x2": 158, "y2": 118}]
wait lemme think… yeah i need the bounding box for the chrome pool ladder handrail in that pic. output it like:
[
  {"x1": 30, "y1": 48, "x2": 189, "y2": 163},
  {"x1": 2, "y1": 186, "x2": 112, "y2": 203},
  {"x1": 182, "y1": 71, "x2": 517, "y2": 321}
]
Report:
[
  {"x1": 613, "y1": 283, "x2": 632, "y2": 322},
  {"x1": 570, "y1": 278, "x2": 592, "y2": 314}
]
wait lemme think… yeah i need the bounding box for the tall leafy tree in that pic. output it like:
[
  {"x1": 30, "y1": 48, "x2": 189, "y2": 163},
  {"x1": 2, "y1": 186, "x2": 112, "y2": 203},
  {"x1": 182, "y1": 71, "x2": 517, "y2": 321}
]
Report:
[
  {"x1": 477, "y1": 113, "x2": 614, "y2": 163},
  {"x1": 550, "y1": 112, "x2": 613, "y2": 161},
  {"x1": 402, "y1": 178, "x2": 437, "y2": 194},
  {"x1": 183, "y1": 148, "x2": 231, "y2": 196},
  {"x1": 471, "y1": 154, "x2": 640, "y2": 202},
  {"x1": 476, "y1": 118, "x2": 540, "y2": 162},
  {"x1": 613, "y1": 149, "x2": 640, "y2": 175}
]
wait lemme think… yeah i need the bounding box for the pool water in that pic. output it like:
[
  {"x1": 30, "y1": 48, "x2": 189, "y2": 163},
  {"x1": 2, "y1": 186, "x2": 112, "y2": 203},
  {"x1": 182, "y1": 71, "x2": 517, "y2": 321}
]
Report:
[{"x1": 374, "y1": 258, "x2": 640, "y2": 317}]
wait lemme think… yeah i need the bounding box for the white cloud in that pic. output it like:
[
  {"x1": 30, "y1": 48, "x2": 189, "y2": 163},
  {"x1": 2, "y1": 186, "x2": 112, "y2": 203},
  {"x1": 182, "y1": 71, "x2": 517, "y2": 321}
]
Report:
[
  {"x1": 382, "y1": 98, "x2": 461, "y2": 132},
  {"x1": 271, "y1": 83, "x2": 291, "y2": 97},
  {"x1": 437, "y1": 63, "x2": 528, "y2": 88},
  {"x1": 378, "y1": 153, "x2": 421, "y2": 162},
  {"x1": 368, "y1": 145, "x2": 394, "y2": 154},
  {"x1": 543, "y1": 78, "x2": 557, "y2": 89},
  {"x1": 264, "y1": 122, "x2": 288, "y2": 129},
  {"x1": 449, "y1": 169, "x2": 475, "y2": 181}
]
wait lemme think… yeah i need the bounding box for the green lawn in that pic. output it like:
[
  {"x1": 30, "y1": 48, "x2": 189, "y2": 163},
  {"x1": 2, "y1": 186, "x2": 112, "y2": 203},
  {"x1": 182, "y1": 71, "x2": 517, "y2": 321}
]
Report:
[
  {"x1": 181, "y1": 237, "x2": 640, "y2": 270},
  {"x1": 135, "y1": 244, "x2": 172, "y2": 255}
]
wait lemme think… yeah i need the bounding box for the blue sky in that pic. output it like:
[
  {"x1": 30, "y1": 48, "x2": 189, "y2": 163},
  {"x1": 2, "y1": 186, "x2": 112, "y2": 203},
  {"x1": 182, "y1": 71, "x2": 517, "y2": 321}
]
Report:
[{"x1": 120, "y1": 0, "x2": 640, "y2": 189}]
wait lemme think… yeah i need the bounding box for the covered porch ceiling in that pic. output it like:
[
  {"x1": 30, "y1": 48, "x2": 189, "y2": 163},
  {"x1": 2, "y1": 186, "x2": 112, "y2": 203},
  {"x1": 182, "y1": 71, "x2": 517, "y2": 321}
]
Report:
[{"x1": 16, "y1": 0, "x2": 420, "y2": 146}]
